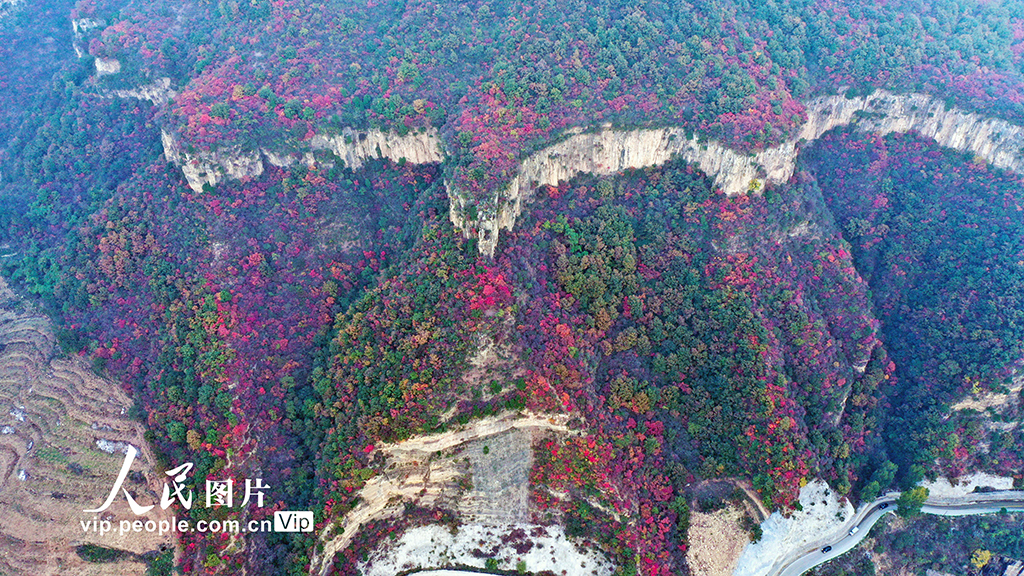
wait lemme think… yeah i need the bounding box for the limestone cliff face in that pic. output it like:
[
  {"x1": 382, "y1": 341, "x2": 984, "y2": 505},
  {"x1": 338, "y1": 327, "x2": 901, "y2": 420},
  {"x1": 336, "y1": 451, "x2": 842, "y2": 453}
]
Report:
[
  {"x1": 310, "y1": 127, "x2": 444, "y2": 169},
  {"x1": 160, "y1": 89, "x2": 1024, "y2": 251},
  {"x1": 71, "y1": 17, "x2": 104, "y2": 58},
  {"x1": 102, "y1": 77, "x2": 177, "y2": 105},
  {"x1": 0, "y1": 0, "x2": 24, "y2": 18},
  {"x1": 448, "y1": 126, "x2": 782, "y2": 255},
  {"x1": 161, "y1": 129, "x2": 265, "y2": 192},
  {"x1": 162, "y1": 127, "x2": 443, "y2": 192},
  {"x1": 800, "y1": 91, "x2": 1024, "y2": 171},
  {"x1": 95, "y1": 57, "x2": 121, "y2": 76},
  {"x1": 453, "y1": 90, "x2": 1024, "y2": 256}
]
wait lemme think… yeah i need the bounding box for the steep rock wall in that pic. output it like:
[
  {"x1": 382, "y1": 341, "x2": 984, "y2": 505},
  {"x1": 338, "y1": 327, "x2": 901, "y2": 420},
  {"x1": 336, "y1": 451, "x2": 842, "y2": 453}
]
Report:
[
  {"x1": 454, "y1": 90, "x2": 1024, "y2": 256},
  {"x1": 162, "y1": 127, "x2": 444, "y2": 192},
  {"x1": 161, "y1": 129, "x2": 265, "y2": 192},
  {"x1": 448, "y1": 126, "x2": 783, "y2": 255},
  {"x1": 310, "y1": 127, "x2": 444, "y2": 169},
  {"x1": 71, "y1": 17, "x2": 104, "y2": 58},
  {"x1": 102, "y1": 77, "x2": 177, "y2": 105},
  {"x1": 160, "y1": 90, "x2": 1024, "y2": 252},
  {"x1": 0, "y1": 0, "x2": 23, "y2": 17},
  {"x1": 95, "y1": 57, "x2": 121, "y2": 76}
]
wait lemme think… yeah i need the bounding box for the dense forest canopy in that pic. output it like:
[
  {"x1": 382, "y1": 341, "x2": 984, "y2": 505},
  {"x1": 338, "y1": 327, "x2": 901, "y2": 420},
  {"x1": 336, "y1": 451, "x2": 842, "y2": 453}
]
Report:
[
  {"x1": 0, "y1": 0, "x2": 1023, "y2": 575},
  {"x1": 10, "y1": 0, "x2": 1024, "y2": 196}
]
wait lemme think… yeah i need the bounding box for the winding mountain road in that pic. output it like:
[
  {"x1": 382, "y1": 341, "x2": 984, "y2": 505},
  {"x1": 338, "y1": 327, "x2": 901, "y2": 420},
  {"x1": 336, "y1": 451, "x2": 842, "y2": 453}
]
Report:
[
  {"x1": 386, "y1": 490, "x2": 1024, "y2": 576},
  {"x1": 774, "y1": 491, "x2": 1024, "y2": 576}
]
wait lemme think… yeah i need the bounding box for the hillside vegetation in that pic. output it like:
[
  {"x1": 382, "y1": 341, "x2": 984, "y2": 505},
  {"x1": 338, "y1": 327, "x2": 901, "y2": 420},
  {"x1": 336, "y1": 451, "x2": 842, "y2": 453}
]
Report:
[{"x1": 1, "y1": 0, "x2": 1023, "y2": 575}]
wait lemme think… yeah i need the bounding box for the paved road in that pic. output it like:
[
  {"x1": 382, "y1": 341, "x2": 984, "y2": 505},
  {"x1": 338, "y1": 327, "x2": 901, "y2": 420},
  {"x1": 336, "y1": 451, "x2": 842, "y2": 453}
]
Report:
[
  {"x1": 405, "y1": 572, "x2": 489, "y2": 576},
  {"x1": 401, "y1": 492, "x2": 1024, "y2": 576},
  {"x1": 775, "y1": 492, "x2": 1024, "y2": 576}
]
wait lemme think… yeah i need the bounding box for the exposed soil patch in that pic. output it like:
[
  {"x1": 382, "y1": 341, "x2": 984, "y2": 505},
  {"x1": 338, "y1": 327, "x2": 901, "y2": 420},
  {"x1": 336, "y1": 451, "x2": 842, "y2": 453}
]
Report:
[
  {"x1": 359, "y1": 523, "x2": 613, "y2": 576},
  {"x1": 312, "y1": 412, "x2": 572, "y2": 576},
  {"x1": 460, "y1": 429, "x2": 531, "y2": 523},
  {"x1": 686, "y1": 505, "x2": 748, "y2": 576}
]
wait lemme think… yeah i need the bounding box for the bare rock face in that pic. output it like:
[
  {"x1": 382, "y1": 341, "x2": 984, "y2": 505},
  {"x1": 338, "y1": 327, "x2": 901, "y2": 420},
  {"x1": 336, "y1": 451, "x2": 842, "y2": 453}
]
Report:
[
  {"x1": 0, "y1": 277, "x2": 174, "y2": 575},
  {"x1": 451, "y1": 90, "x2": 1024, "y2": 256},
  {"x1": 310, "y1": 127, "x2": 445, "y2": 169},
  {"x1": 447, "y1": 126, "x2": 782, "y2": 255},
  {"x1": 159, "y1": 89, "x2": 1024, "y2": 254},
  {"x1": 310, "y1": 413, "x2": 571, "y2": 576},
  {"x1": 71, "y1": 18, "x2": 104, "y2": 58},
  {"x1": 161, "y1": 129, "x2": 265, "y2": 192},
  {"x1": 0, "y1": 0, "x2": 24, "y2": 19},
  {"x1": 260, "y1": 148, "x2": 315, "y2": 169},
  {"x1": 161, "y1": 127, "x2": 444, "y2": 192},
  {"x1": 94, "y1": 58, "x2": 121, "y2": 76},
  {"x1": 71, "y1": 18, "x2": 104, "y2": 35},
  {"x1": 799, "y1": 91, "x2": 1024, "y2": 167},
  {"x1": 102, "y1": 78, "x2": 177, "y2": 106}
]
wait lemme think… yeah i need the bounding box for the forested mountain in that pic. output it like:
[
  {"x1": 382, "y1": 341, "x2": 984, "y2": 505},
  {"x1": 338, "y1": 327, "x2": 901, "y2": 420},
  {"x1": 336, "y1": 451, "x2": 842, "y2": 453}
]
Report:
[{"x1": 0, "y1": 0, "x2": 1022, "y2": 575}]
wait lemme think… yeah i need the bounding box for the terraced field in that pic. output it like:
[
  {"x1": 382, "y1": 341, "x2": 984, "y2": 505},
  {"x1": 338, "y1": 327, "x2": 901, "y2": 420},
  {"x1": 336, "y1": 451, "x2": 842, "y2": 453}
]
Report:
[{"x1": 0, "y1": 278, "x2": 174, "y2": 575}]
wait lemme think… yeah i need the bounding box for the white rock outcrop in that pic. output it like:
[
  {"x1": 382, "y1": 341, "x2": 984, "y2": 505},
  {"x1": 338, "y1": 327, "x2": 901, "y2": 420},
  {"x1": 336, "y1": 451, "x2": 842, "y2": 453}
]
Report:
[
  {"x1": 359, "y1": 523, "x2": 613, "y2": 576},
  {"x1": 95, "y1": 57, "x2": 121, "y2": 76},
  {"x1": 733, "y1": 480, "x2": 854, "y2": 576},
  {"x1": 162, "y1": 127, "x2": 444, "y2": 192},
  {"x1": 102, "y1": 77, "x2": 177, "y2": 105},
  {"x1": 71, "y1": 17, "x2": 104, "y2": 35},
  {"x1": 310, "y1": 412, "x2": 572, "y2": 576},
  {"x1": 260, "y1": 148, "x2": 315, "y2": 169},
  {"x1": 161, "y1": 129, "x2": 265, "y2": 192},
  {"x1": 452, "y1": 90, "x2": 1024, "y2": 256},
  {"x1": 448, "y1": 126, "x2": 780, "y2": 255},
  {"x1": 71, "y1": 17, "x2": 104, "y2": 57},
  {"x1": 919, "y1": 472, "x2": 1016, "y2": 499},
  {"x1": 0, "y1": 0, "x2": 24, "y2": 20},
  {"x1": 73, "y1": 17, "x2": 116, "y2": 59},
  {"x1": 160, "y1": 89, "x2": 1024, "y2": 252},
  {"x1": 310, "y1": 127, "x2": 444, "y2": 170}
]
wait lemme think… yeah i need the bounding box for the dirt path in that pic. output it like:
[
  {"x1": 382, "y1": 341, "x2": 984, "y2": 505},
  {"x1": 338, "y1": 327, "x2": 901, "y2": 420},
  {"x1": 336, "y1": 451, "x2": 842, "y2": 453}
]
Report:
[{"x1": 732, "y1": 479, "x2": 771, "y2": 523}]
